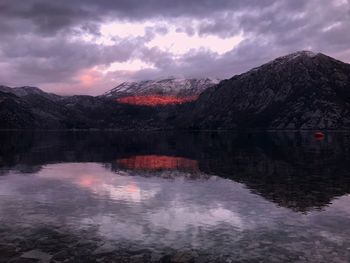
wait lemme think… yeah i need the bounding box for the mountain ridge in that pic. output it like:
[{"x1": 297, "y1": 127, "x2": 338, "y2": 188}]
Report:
[
  {"x1": 102, "y1": 78, "x2": 220, "y2": 97},
  {"x1": 1, "y1": 51, "x2": 350, "y2": 130}
]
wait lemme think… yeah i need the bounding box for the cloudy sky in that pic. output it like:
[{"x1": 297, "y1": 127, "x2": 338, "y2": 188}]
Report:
[{"x1": 1, "y1": 0, "x2": 350, "y2": 95}]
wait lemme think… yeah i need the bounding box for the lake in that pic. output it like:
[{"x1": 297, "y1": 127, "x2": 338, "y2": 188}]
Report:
[{"x1": 0, "y1": 131, "x2": 350, "y2": 262}]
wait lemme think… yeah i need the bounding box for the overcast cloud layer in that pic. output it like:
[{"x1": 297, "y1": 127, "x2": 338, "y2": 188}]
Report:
[{"x1": 0, "y1": 0, "x2": 349, "y2": 95}]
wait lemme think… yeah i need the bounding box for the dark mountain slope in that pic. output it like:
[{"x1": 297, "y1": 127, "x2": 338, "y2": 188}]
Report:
[
  {"x1": 21, "y1": 94, "x2": 78, "y2": 128},
  {"x1": 0, "y1": 91, "x2": 36, "y2": 129},
  {"x1": 187, "y1": 51, "x2": 350, "y2": 129},
  {"x1": 0, "y1": 88, "x2": 181, "y2": 130}
]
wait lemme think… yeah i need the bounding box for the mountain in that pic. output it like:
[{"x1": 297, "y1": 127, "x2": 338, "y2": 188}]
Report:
[
  {"x1": 1, "y1": 51, "x2": 350, "y2": 130},
  {"x1": 101, "y1": 78, "x2": 219, "y2": 106},
  {"x1": 0, "y1": 85, "x2": 184, "y2": 130},
  {"x1": 0, "y1": 88, "x2": 83, "y2": 129},
  {"x1": 0, "y1": 85, "x2": 60, "y2": 101},
  {"x1": 0, "y1": 91, "x2": 36, "y2": 129},
  {"x1": 186, "y1": 51, "x2": 350, "y2": 129}
]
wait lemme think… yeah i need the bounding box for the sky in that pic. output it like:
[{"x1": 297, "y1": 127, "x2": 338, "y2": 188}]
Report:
[{"x1": 0, "y1": 0, "x2": 350, "y2": 95}]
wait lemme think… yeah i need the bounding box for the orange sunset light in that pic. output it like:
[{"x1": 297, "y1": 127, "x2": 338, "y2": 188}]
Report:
[
  {"x1": 117, "y1": 155, "x2": 199, "y2": 171},
  {"x1": 79, "y1": 69, "x2": 102, "y2": 87},
  {"x1": 116, "y1": 95, "x2": 198, "y2": 106},
  {"x1": 79, "y1": 175, "x2": 100, "y2": 187}
]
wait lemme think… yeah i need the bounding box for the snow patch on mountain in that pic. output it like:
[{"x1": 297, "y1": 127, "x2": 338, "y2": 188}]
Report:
[
  {"x1": 102, "y1": 78, "x2": 220, "y2": 98},
  {"x1": 276, "y1": 51, "x2": 317, "y2": 62},
  {"x1": 247, "y1": 51, "x2": 319, "y2": 74}
]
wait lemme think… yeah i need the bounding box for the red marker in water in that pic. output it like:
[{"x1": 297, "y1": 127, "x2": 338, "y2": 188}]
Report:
[{"x1": 314, "y1": 132, "x2": 325, "y2": 140}]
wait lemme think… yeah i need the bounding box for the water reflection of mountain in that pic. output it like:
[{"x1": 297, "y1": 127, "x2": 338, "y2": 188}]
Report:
[
  {"x1": 1, "y1": 131, "x2": 350, "y2": 212},
  {"x1": 116, "y1": 155, "x2": 199, "y2": 172}
]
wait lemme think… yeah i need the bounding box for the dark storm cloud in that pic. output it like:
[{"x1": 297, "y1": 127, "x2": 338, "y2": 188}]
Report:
[
  {"x1": 0, "y1": 31, "x2": 144, "y2": 79},
  {"x1": 0, "y1": 0, "x2": 275, "y2": 35},
  {"x1": 0, "y1": 0, "x2": 349, "y2": 95}
]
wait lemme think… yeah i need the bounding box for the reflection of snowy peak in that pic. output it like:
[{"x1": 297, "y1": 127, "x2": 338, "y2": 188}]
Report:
[{"x1": 102, "y1": 78, "x2": 220, "y2": 98}]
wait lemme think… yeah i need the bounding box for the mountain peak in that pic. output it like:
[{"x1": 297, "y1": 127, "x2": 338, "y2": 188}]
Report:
[
  {"x1": 285, "y1": 50, "x2": 318, "y2": 58},
  {"x1": 245, "y1": 51, "x2": 327, "y2": 76},
  {"x1": 271, "y1": 50, "x2": 319, "y2": 64}
]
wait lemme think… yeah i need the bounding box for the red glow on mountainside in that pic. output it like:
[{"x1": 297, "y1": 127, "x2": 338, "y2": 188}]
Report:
[
  {"x1": 116, "y1": 95, "x2": 198, "y2": 106},
  {"x1": 117, "y1": 155, "x2": 199, "y2": 171}
]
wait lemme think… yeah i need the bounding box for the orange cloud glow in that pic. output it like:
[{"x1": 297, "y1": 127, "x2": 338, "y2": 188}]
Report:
[
  {"x1": 79, "y1": 175, "x2": 101, "y2": 187},
  {"x1": 79, "y1": 69, "x2": 102, "y2": 87}
]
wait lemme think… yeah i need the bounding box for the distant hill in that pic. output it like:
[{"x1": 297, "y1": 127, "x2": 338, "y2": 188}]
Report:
[{"x1": 0, "y1": 85, "x2": 60, "y2": 101}]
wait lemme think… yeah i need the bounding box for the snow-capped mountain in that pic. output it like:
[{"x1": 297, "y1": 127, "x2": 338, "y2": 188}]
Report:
[{"x1": 102, "y1": 78, "x2": 220, "y2": 99}]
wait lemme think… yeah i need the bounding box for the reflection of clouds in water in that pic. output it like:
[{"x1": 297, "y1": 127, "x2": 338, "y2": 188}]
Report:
[
  {"x1": 96, "y1": 182, "x2": 157, "y2": 203},
  {"x1": 85, "y1": 206, "x2": 246, "y2": 249},
  {"x1": 22, "y1": 163, "x2": 259, "y2": 245},
  {"x1": 2, "y1": 162, "x2": 350, "y2": 253},
  {"x1": 82, "y1": 215, "x2": 145, "y2": 241},
  {"x1": 324, "y1": 194, "x2": 350, "y2": 216},
  {"x1": 37, "y1": 163, "x2": 159, "y2": 203},
  {"x1": 300, "y1": 194, "x2": 350, "y2": 245},
  {"x1": 2, "y1": 163, "x2": 275, "y2": 227},
  {"x1": 79, "y1": 175, "x2": 100, "y2": 187},
  {"x1": 149, "y1": 206, "x2": 244, "y2": 231}
]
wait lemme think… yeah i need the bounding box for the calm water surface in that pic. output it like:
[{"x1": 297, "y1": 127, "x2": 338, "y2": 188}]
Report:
[{"x1": 0, "y1": 131, "x2": 350, "y2": 262}]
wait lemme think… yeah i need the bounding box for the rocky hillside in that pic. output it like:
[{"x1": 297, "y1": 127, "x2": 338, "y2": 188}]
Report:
[
  {"x1": 102, "y1": 78, "x2": 220, "y2": 98},
  {"x1": 0, "y1": 91, "x2": 36, "y2": 129},
  {"x1": 187, "y1": 51, "x2": 350, "y2": 129}
]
